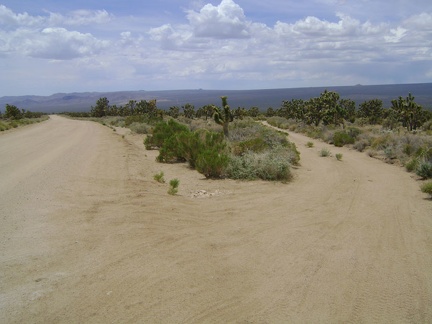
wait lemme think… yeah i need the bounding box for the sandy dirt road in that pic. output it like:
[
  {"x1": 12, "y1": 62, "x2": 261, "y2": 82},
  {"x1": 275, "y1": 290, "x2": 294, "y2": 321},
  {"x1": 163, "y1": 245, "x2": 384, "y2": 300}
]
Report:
[{"x1": 1, "y1": 115, "x2": 431, "y2": 323}]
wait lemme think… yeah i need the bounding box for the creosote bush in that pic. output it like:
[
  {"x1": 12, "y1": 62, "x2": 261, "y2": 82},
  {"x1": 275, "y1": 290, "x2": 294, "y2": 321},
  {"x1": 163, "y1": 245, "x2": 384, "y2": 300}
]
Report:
[
  {"x1": 145, "y1": 119, "x2": 228, "y2": 178},
  {"x1": 333, "y1": 131, "x2": 355, "y2": 147}
]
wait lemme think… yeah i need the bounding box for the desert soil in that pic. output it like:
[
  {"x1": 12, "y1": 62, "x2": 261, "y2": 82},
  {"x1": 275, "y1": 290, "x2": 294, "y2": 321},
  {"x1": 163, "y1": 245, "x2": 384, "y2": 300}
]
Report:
[{"x1": 1, "y1": 115, "x2": 431, "y2": 323}]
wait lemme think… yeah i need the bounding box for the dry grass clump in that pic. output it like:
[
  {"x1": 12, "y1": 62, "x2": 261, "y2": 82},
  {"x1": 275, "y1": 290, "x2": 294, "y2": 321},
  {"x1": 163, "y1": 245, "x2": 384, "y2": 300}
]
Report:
[
  {"x1": 128, "y1": 122, "x2": 153, "y2": 134},
  {"x1": 226, "y1": 147, "x2": 295, "y2": 182},
  {"x1": 266, "y1": 116, "x2": 294, "y2": 130},
  {"x1": 226, "y1": 119, "x2": 300, "y2": 182},
  {"x1": 420, "y1": 181, "x2": 432, "y2": 198},
  {"x1": 186, "y1": 118, "x2": 221, "y2": 133}
]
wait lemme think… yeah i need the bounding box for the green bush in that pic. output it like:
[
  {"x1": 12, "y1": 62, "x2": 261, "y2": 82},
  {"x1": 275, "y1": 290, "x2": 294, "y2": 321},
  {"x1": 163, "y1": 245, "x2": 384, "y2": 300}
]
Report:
[
  {"x1": 148, "y1": 119, "x2": 229, "y2": 178},
  {"x1": 157, "y1": 133, "x2": 187, "y2": 163},
  {"x1": 232, "y1": 137, "x2": 268, "y2": 155},
  {"x1": 196, "y1": 148, "x2": 229, "y2": 178},
  {"x1": 333, "y1": 131, "x2": 355, "y2": 147},
  {"x1": 145, "y1": 119, "x2": 189, "y2": 150},
  {"x1": 153, "y1": 171, "x2": 165, "y2": 183},
  {"x1": 168, "y1": 179, "x2": 180, "y2": 195},
  {"x1": 420, "y1": 181, "x2": 432, "y2": 198},
  {"x1": 335, "y1": 153, "x2": 343, "y2": 161}
]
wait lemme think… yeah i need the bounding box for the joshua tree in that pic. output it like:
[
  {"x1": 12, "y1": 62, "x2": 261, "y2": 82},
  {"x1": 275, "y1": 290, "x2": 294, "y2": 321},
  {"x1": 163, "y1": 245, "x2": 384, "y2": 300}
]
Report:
[{"x1": 213, "y1": 96, "x2": 233, "y2": 137}]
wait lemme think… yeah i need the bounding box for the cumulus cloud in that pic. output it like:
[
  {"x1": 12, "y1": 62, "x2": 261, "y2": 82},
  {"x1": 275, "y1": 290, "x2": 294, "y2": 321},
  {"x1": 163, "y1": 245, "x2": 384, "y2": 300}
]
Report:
[
  {"x1": 0, "y1": 5, "x2": 44, "y2": 28},
  {"x1": 0, "y1": 5, "x2": 111, "y2": 60},
  {"x1": 186, "y1": 0, "x2": 250, "y2": 38},
  {"x1": 1, "y1": 0, "x2": 431, "y2": 96},
  {"x1": 22, "y1": 28, "x2": 109, "y2": 59}
]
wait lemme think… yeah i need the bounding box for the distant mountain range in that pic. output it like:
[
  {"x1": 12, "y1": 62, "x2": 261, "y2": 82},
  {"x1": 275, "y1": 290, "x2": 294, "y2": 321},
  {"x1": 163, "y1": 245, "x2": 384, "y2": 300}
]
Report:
[{"x1": 1, "y1": 83, "x2": 431, "y2": 113}]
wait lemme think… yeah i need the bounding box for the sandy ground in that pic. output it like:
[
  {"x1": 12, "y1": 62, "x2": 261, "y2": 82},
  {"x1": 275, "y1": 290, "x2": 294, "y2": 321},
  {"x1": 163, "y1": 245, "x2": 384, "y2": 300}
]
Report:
[{"x1": 1, "y1": 115, "x2": 431, "y2": 323}]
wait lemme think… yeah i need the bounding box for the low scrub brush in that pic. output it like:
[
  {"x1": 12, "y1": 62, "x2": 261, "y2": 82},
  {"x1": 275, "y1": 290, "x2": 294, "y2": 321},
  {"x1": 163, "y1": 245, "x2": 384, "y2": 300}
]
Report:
[
  {"x1": 320, "y1": 148, "x2": 331, "y2": 157},
  {"x1": 420, "y1": 181, "x2": 432, "y2": 198},
  {"x1": 168, "y1": 179, "x2": 180, "y2": 195}
]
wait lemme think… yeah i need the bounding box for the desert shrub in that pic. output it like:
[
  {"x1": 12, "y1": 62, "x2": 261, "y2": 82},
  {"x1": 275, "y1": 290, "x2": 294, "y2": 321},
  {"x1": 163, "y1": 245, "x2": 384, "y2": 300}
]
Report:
[
  {"x1": 195, "y1": 131, "x2": 229, "y2": 178},
  {"x1": 145, "y1": 119, "x2": 189, "y2": 149},
  {"x1": 153, "y1": 171, "x2": 165, "y2": 183},
  {"x1": 371, "y1": 134, "x2": 391, "y2": 150},
  {"x1": 347, "y1": 127, "x2": 362, "y2": 139},
  {"x1": 416, "y1": 161, "x2": 432, "y2": 179},
  {"x1": 168, "y1": 179, "x2": 180, "y2": 195},
  {"x1": 266, "y1": 116, "x2": 294, "y2": 129},
  {"x1": 420, "y1": 181, "x2": 432, "y2": 198},
  {"x1": 333, "y1": 131, "x2": 355, "y2": 147},
  {"x1": 384, "y1": 146, "x2": 397, "y2": 160},
  {"x1": 149, "y1": 120, "x2": 229, "y2": 178},
  {"x1": 304, "y1": 126, "x2": 324, "y2": 139},
  {"x1": 306, "y1": 141, "x2": 314, "y2": 148},
  {"x1": 226, "y1": 146, "x2": 294, "y2": 182},
  {"x1": 405, "y1": 158, "x2": 419, "y2": 172},
  {"x1": 157, "y1": 133, "x2": 187, "y2": 163},
  {"x1": 232, "y1": 137, "x2": 268, "y2": 155},
  {"x1": 422, "y1": 120, "x2": 432, "y2": 131},
  {"x1": 335, "y1": 153, "x2": 343, "y2": 161},
  {"x1": 353, "y1": 139, "x2": 369, "y2": 152},
  {"x1": 125, "y1": 115, "x2": 149, "y2": 126},
  {"x1": 0, "y1": 121, "x2": 10, "y2": 131},
  {"x1": 230, "y1": 120, "x2": 290, "y2": 155},
  {"x1": 175, "y1": 131, "x2": 202, "y2": 167},
  {"x1": 195, "y1": 148, "x2": 229, "y2": 178},
  {"x1": 178, "y1": 130, "x2": 228, "y2": 173},
  {"x1": 188, "y1": 118, "x2": 220, "y2": 132},
  {"x1": 129, "y1": 122, "x2": 152, "y2": 134},
  {"x1": 320, "y1": 148, "x2": 331, "y2": 157},
  {"x1": 404, "y1": 145, "x2": 432, "y2": 174},
  {"x1": 228, "y1": 119, "x2": 263, "y2": 142}
]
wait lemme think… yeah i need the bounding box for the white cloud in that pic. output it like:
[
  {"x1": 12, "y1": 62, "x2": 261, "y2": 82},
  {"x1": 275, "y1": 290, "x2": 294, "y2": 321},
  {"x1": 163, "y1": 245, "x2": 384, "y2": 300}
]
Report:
[
  {"x1": 186, "y1": 0, "x2": 250, "y2": 38},
  {"x1": 0, "y1": 5, "x2": 44, "y2": 28},
  {"x1": 384, "y1": 27, "x2": 407, "y2": 43},
  {"x1": 0, "y1": 1, "x2": 431, "y2": 96},
  {"x1": 48, "y1": 9, "x2": 112, "y2": 26},
  {"x1": 1, "y1": 27, "x2": 109, "y2": 60},
  {"x1": 0, "y1": 5, "x2": 111, "y2": 60},
  {"x1": 0, "y1": 5, "x2": 112, "y2": 28}
]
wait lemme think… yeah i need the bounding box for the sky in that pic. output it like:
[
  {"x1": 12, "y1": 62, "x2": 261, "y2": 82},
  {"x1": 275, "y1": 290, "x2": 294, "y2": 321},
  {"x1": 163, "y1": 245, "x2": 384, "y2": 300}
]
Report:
[{"x1": 0, "y1": 0, "x2": 431, "y2": 96}]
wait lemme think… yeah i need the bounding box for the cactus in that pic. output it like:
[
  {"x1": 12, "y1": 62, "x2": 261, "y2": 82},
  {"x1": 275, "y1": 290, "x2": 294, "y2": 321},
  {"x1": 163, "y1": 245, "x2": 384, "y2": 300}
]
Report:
[{"x1": 213, "y1": 96, "x2": 234, "y2": 137}]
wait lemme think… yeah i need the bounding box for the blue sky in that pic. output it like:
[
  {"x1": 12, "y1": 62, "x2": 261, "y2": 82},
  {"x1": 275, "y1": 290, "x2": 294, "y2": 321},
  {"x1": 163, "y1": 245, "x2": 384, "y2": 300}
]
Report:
[{"x1": 0, "y1": 0, "x2": 431, "y2": 96}]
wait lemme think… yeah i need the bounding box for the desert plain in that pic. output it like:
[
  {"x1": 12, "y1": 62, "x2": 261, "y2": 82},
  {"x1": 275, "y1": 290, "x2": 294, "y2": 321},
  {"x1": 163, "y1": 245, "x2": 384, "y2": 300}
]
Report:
[{"x1": 1, "y1": 115, "x2": 431, "y2": 323}]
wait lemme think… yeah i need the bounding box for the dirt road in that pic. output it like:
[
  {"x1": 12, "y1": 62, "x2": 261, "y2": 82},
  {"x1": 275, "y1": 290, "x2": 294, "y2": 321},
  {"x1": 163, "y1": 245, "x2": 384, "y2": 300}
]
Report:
[{"x1": 1, "y1": 116, "x2": 431, "y2": 323}]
